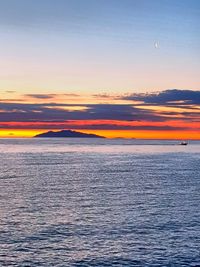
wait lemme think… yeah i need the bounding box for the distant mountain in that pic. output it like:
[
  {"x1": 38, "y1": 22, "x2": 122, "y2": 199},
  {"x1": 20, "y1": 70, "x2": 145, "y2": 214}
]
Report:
[{"x1": 34, "y1": 130, "x2": 105, "y2": 138}]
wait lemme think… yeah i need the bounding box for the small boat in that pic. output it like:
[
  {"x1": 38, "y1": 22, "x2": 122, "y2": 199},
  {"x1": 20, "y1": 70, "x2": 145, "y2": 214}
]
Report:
[{"x1": 179, "y1": 141, "x2": 188, "y2": 145}]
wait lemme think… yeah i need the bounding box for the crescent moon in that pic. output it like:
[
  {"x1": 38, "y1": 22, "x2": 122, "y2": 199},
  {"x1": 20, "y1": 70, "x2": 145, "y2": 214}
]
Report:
[{"x1": 154, "y1": 42, "x2": 159, "y2": 49}]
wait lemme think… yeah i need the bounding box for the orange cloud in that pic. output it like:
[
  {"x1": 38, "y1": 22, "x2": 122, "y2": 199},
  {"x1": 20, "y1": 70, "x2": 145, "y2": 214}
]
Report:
[{"x1": 0, "y1": 119, "x2": 199, "y2": 130}]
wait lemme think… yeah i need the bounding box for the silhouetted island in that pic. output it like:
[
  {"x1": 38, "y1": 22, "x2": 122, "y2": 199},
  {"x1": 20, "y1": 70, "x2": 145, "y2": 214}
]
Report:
[{"x1": 34, "y1": 130, "x2": 105, "y2": 138}]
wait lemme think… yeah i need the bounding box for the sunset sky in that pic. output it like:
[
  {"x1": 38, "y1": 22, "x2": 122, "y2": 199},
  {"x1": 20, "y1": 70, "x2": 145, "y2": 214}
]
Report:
[{"x1": 0, "y1": 0, "x2": 199, "y2": 138}]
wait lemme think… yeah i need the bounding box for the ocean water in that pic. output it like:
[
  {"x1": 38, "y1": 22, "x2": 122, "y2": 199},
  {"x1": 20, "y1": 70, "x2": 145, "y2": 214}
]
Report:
[{"x1": 0, "y1": 138, "x2": 200, "y2": 267}]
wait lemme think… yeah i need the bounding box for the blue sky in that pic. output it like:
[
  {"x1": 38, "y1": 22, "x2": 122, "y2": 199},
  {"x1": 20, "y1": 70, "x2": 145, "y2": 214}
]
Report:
[
  {"x1": 0, "y1": 0, "x2": 199, "y2": 93},
  {"x1": 0, "y1": 0, "x2": 199, "y2": 138}
]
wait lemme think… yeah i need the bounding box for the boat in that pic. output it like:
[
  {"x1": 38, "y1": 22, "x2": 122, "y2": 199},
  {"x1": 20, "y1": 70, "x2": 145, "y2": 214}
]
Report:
[{"x1": 179, "y1": 141, "x2": 188, "y2": 145}]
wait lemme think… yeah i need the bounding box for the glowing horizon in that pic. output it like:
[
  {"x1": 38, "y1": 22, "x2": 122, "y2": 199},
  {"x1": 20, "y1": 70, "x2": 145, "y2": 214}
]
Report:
[
  {"x1": 0, "y1": 89, "x2": 200, "y2": 139},
  {"x1": 1, "y1": 128, "x2": 200, "y2": 140}
]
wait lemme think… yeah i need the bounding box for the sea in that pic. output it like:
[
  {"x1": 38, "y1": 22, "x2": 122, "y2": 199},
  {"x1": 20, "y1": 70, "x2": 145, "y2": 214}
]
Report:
[{"x1": 0, "y1": 138, "x2": 200, "y2": 267}]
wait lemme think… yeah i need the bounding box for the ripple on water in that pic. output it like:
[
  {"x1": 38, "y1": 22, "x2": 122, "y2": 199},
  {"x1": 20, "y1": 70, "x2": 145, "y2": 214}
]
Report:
[{"x1": 0, "y1": 139, "x2": 200, "y2": 266}]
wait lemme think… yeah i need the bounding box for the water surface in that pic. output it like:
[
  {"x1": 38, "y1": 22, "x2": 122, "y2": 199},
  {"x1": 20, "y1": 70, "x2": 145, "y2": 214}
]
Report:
[{"x1": 0, "y1": 139, "x2": 200, "y2": 266}]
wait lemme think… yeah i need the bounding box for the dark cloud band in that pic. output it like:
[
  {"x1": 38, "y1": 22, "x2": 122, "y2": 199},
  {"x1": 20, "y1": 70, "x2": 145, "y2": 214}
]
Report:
[
  {"x1": 0, "y1": 90, "x2": 199, "y2": 131},
  {"x1": 122, "y1": 89, "x2": 200, "y2": 105}
]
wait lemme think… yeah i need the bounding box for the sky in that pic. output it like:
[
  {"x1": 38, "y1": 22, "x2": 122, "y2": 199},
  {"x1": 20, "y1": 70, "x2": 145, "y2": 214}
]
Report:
[{"x1": 0, "y1": 0, "x2": 199, "y2": 138}]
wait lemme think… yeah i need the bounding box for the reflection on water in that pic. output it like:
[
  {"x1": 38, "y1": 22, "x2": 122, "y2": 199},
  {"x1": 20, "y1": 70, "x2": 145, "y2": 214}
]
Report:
[
  {"x1": 0, "y1": 138, "x2": 199, "y2": 154},
  {"x1": 0, "y1": 139, "x2": 200, "y2": 266}
]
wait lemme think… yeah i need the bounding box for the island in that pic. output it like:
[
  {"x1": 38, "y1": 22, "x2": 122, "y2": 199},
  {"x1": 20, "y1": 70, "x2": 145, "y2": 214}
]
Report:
[{"x1": 34, "y1": 130, "x2": 105, "y2": 138}]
